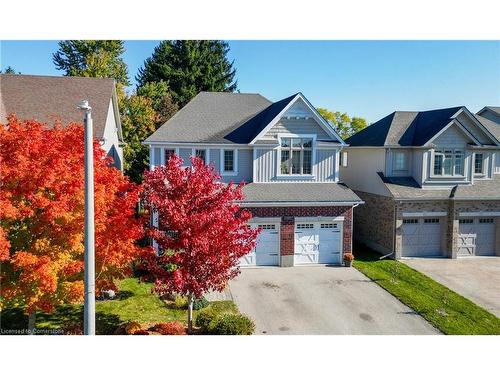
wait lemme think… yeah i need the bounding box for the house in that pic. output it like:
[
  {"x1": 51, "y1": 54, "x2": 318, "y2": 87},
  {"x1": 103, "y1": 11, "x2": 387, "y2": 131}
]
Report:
[
  {"x1": 144, "y1": 91, "x2": 363, "y2": 267},
  {"x1": 0, "y1": 74, "x2": 124, "y2": 170},
  {"x1": 341, "y1": 106, "x2": 500, "y2": 259}
]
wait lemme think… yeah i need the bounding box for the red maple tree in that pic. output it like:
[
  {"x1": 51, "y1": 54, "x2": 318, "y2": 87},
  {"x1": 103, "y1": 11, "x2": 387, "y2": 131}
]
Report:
[
  {"x1": 0, "y1": 115, "x2": 145, "y2": 329},
  {"x1": 141, "y1": 155, "x2": 259, "y2": 332}
]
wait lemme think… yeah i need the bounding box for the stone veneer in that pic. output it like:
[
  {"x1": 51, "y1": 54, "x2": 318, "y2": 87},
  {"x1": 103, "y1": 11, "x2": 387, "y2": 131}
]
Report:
[
  {"x1": 352, "y1": 190, "x2": 395, "y2": 255},
  {"x1": 353, "y1": 190, "x2": 500, "y2": 259},
  {"x1": 246, "y1": 206, "x2": 353, "y2": 266}
]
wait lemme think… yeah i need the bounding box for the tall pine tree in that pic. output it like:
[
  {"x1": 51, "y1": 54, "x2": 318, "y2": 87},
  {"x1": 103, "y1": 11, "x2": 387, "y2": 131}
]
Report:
[{"x1": 136, "y1": 40, "x2": 237, "y2": 107}]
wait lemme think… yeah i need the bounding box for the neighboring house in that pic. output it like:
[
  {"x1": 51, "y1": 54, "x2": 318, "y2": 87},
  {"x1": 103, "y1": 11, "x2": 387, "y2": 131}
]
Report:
[
  {"x1": 342, "y1": 106, "x2": 500, "y2": 259},
  {"x1": 0, "y1": 74, "x2": 124, "y2": 170},
  {"x1": 144, "y1": 91, "x2": 363, "y2": 267}
]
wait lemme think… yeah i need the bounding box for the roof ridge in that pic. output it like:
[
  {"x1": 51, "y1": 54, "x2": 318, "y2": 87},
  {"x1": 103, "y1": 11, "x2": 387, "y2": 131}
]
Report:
[{"x1": 0, "y1": 73, "x2": 115, "y2": 82}]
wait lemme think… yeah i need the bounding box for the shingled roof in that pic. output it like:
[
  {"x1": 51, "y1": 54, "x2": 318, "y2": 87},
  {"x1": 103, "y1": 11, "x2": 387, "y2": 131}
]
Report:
[
  {"x1": 346, "y1": 107, "x2": 463, "y2": 147},
  {"x1": 0, "y1": 74, "x2": 118, "y2": 139}
]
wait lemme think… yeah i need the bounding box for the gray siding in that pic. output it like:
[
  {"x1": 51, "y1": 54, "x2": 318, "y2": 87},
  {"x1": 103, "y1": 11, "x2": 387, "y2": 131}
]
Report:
[
  {"x1": 456, "y1": 112, "x2": 490, "y2": 144},
  {"x1": 152, "y1": 147, "x2": 161, "y2": 167},
  {"x1": 209, "y1": 148, "x2": 220, "y2": 171},
  {"x1": 179, "y1": 148, "x2": 192, "y2": 166},
  {"x1": 316, "y1": 149, "x2": 337, "y2": 181},
  {"x1": 433, "y1": 125, "x2": 469, "y2": 148},
  {"x1": 219, "y1": 149, "x2": 252, "y2": 184},
  {"x1": 254, "y1": 148, "x2": 275, "y2": 182},
  {"x1": 411, "y1": 150, "x2": 424, "y2": 185},
  {"x1": 262, "y1": 118, "x2": 331, "y2": 140}
]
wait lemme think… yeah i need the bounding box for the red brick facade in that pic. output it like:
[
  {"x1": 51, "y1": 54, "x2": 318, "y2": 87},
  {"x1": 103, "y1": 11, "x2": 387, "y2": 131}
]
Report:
[{"x1": 246, "y1": 206, "x2": 354, "y2": 260}]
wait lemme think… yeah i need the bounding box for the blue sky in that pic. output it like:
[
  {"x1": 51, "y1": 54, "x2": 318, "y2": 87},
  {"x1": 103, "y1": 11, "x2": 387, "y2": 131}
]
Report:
[{"x1": 1, "y1": 40, "x2": 498, "y2": 123}]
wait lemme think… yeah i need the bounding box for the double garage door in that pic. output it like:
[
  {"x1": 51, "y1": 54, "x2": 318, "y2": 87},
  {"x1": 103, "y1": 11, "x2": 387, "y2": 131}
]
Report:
[
  {"x1": 240, "y1": 220, "x2": 343, "y2": 266},
  {"x1": 458, "y1": 217, "x2": 496, "y2": 256},
  {"x1": 401, "y1": 217, "x2": 443, "y2": 257}
]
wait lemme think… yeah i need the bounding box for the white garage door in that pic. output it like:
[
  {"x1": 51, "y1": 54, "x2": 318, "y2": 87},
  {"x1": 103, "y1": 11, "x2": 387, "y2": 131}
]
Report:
[
  {"x1": 294, "y1": 222, "x2": 342, "y2": 265},
  {"x1": 459, "y1": 218, "x2": 496, "y2": 256},
  {"x1": 240, "y1": 223, "x2": 279, "y2": 266},
  {"x1": 401, "y1": 217, "x2": 442, "y2": 257}
]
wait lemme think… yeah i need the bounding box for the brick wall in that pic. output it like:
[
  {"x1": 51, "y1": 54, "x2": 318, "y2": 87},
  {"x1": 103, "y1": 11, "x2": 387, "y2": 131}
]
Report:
[{"x1": 247, "y1": 205, "x2": 353, "y2": 256}]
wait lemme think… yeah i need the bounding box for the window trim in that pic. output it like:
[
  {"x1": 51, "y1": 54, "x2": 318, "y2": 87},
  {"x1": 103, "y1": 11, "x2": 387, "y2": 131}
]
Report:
[
  {"x1": 393, "y1": 151, "x2": 408, "y2": 172},
  {"x1": 276, "y1": 133, "x2": 316, "y2": 178},
  {"x1": 431, "y1": 148, "x2": 466, "y2": 178},
  {"x1": 474, "y1": 153, "x2": 485, "y2": 175},
  {"x1": 220, "y1": 149, "x2": 238, "y2": 176},
  {"x1": 161, "y1": 147, "x2": 179, "y2": 166}
]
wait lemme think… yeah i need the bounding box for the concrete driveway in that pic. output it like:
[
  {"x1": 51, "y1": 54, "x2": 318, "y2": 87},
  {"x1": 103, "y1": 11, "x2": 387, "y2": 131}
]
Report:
[
  {"x1": 402, "y1": 257, "x2": 500, "y2": 317},
  {"x1": 229, "y1": 266, "x2": 439, "y2": 335}
]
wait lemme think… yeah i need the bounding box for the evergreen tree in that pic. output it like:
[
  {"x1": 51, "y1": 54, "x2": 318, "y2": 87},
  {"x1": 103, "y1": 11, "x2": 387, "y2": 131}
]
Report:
[
  {"x1": 137, "y1": 40, "x2": 237, "y2": 107},
  {"x1": 53, "y1": 40, "x2": 129, "y2": 87}
]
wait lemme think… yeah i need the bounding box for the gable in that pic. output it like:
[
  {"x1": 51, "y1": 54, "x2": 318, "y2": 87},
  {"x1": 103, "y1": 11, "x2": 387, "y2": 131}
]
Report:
[
  {"x1": 254, "y1": 95, "x2": 342, "y2": 143},
  {"x1": 433, "y1": 123, "x2": 471, "y2": 148}
]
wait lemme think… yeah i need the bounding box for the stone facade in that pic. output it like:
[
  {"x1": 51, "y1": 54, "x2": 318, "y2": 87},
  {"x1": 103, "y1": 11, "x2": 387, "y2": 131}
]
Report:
[
  {"x1": 247, "y1": 205, "x2": 354, "y2": 266},
  {"x1": 354, "y1": 191, "x2": 500, "y2": 259},
  {"x1": 352, "y1": 190, "x2": 395, "y2": 255}
]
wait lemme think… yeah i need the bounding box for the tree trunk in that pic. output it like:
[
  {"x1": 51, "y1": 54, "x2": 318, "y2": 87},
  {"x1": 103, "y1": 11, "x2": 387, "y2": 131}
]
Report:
[
  {"x1": 28, "y1": 311, "x2": 36, "y2": 335},
  {"x1": 187, "y1": 293, "x2": 194, "y2": 334}
]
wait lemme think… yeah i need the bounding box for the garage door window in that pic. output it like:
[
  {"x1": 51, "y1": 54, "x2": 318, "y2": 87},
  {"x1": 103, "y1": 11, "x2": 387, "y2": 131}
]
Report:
[
  {"x1": 459, "y1": 218, "x2": 473, "y2": 224},
  {"x1": 403, "y1": 218, "x2": 418, "y2": 224},
  {"x1": 479, "y1": 218, "x2": 494, "y2": 224},
  {"x1": 320, "y1": 223, "x2": 338, "y2": 229},
  {"x1": 424, "y1": 218, "x2": 440, "y2": 224},
  {"x1": 258, "y1": 224, "x2": 276, "y2": 230},
  {"x1": 297, "y1": 223, "x2": 314, "y2": 229}
]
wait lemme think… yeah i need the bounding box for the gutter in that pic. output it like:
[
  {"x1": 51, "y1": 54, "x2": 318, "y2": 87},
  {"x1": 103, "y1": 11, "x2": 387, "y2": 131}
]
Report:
[{"x1": 240, "y1": 200, "x2": 365, "y2": 207}]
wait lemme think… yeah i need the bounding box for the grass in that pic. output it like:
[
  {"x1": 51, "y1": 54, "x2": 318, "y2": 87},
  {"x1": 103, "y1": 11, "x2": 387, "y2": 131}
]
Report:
[
  {"x1": 1, "y1": 278, "x2": 204, "y2": 335},
  {"x1": 353, "y1": 246, "x2": 500, "y2": 335}
]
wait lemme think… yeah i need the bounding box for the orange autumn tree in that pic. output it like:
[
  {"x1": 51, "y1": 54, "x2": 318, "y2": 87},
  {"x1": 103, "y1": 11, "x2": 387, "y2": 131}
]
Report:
[{"x1": 0, "y1": 115, "x2": 145, "y2": 329}]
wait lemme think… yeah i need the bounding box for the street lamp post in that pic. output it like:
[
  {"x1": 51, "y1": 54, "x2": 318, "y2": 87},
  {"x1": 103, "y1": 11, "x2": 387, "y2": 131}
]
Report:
[{"x1": 78, "y1": 100, "x2": 95, "y2": 335}]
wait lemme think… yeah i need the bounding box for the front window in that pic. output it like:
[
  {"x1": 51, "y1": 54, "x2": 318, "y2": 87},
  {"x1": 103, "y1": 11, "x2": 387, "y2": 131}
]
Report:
[
  {"x1": 433, "y1": 149, "x2": 464, "y2": 176},
  {"x1": 165, "y1": 149, "x2": 175, "y2": 163},
  {"x1": 474, "y1": 153, "x2": 484, "y2": 174},
  {"x1": 195, "y1": 149, "x2": 206, "y2": 164},
  {"x1": 393, "y1": 152, "x2": 407, "y2": 171},
  {"x1": 280, "y1": 137, "x2": 313, "y2": 175},
  {"x1": 223, "y1": 150, "x2": 235, "y2": 172}
]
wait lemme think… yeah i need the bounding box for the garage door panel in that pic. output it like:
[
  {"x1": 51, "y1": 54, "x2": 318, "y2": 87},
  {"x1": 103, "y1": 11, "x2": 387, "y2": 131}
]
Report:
[
  {"x1": 459, "y1": 218, "x2": 496, "y2": 256},
  {"x1": 294, "y1": 222, "x2": 342, "y2": 265},
  {"x1": 240, "y1": 223, "x2": 279, "y2": 266},
  {"x1": 401, "y1": 217, "x2": 442, "y2": 257}
]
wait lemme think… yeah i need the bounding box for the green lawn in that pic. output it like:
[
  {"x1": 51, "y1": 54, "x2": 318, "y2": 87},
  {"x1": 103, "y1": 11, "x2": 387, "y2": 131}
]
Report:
[
  {"x1": 353, "y1": 246, "x2": 500, "y2": 335},
  {"x1": 1, "y1": 278, "x2": 205, "y2": 334}
]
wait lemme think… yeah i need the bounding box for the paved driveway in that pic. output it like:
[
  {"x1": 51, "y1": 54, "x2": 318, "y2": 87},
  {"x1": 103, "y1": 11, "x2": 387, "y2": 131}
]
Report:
[
  {"x1": 229, "y1": 266, "x2": 439, "y2": 335},
  {"x1": 402, "y1": 257, "x2": 500, "y2": 317}
]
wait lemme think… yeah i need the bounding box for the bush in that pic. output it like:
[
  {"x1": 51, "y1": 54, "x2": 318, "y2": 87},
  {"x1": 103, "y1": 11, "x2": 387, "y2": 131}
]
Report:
[
  {"x1": 193, "y1": 296, "x2": 209, "y2": 310},
  {"x1": 195, "y1": 301, "x2": 240, "y2": 333},
  {"x1": 151, "y1": 321, "x2": 186, "y2": 335},
  {"x1": 174, "y1": 295, "x2": 188, "y2": 309},
  {"x1": 212, "y1": 313, "x2": 255, "y2": 335},
  {"x1": 63, "y1": 321, "x2": 83, "y2": 335},
  {"x1": 132, "y1": 329, "x2": 150, "y2": 335},
  {"x1": 124, "y1": 321, "x2": 142, "y2": 334}
]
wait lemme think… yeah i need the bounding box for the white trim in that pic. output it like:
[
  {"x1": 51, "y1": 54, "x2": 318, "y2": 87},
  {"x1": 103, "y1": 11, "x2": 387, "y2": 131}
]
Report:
[
  {"x1": 249, "y1": 93, "x2": 346, "y2": 145},
  {"x1": 143, "y1": 141, "x2": 252, "y2": 149},
  {"x1": 402, "y1": 211, "x2": 447, "y2": 218},
  {"x1": 252, "y1": 148, "x2": 257, "y2": 182},
  {"x1": 429, "y1": 148, "x2": 466, "y2": 179},
  {"x1": 149, "y1": 146, "x2": 154, "y2": 170},
  {"x1": 240, "y1": 201, "x2": 362, "y2": 207},
  {"x1": 191, "y1": 147, "x2": 210, "y2": 165},
  {"x1": 247, "y1": 217, "x2": 281, "y2": 224},
  {"x1": 220, "y1": 148, "x2": 238, "y2": 176},
  {"x1": 276, "y1": 134, "x2": 317, "y2": 178},
  {"x1": 295, "y1": 216, "x2": 345, "y2": 223},
  {"x1": 458, "y1": 212, "x2": 500, "y2": 217},
  {"x1": 459, "y1": 107, "x2": 500, "y2": 146}
]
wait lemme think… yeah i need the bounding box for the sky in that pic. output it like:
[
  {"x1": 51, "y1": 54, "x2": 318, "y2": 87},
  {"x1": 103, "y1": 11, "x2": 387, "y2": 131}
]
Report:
[{"x1": 1, "y1": 40, "x2": 499, "y2": 123}]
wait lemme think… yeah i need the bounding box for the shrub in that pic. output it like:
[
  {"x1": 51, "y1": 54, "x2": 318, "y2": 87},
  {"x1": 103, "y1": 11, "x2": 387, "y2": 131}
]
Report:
[
  {"x1": 63, "y1": 321, "x2": 83, "y2": 335},
  {"x1": 133, "y1": 329, "x2": 150, "y2": 335},
  {"x1": 193, "y1": 296, "x2": 209, "y2": 310},
  {"x1": 344, "y1": 253, "x2": 354, "y2": 262},
  {"x1": 124, "y1": 321, "x2": 142, "y2": 334},
  {"x1": 212, "y1": 313, "x2": 255, "y2": 335},
  {"x1": 151, "y1": 321, "x2": 186, "y2": 335},
  {"x1": 195, "y1": 301, "x2": 240, "y2": 333},
  {"x1": 174, "y1": 295, "x2": 188, "y2": 309}
]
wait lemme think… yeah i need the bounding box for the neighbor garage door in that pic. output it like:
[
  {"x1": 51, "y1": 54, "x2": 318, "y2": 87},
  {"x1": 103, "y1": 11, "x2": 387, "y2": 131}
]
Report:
[
  {"x1": 401, "y1": 217, "x2": 442, "y2": 257},
  {"x1": 240, "y1": 223, "x2": 280, "y2": 266},
  {"x1": 294, "y1": 222, "x2": 342, "y2": 265},
  {"x1": 459, "y1": 217, "x2": 496, "y2": 256}
]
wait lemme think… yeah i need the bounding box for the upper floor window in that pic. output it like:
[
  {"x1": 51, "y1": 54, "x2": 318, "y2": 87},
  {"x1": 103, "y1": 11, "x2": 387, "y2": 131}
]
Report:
[
  {"x1": 221, "y1": 149, "x2": 237, "y2": 175},
  {"x1": 194, "y1": 149, "x2": 207, "y2": 164},
  {"x1": 474, "y1": 153, "x2": 484, "y2": 174},
  {"x1": 280, "y1": 137, "x2": 313, "y2": 175},
  {"x1": 393, "y1": 152, "x2": 407, "y2": 171},
  {"x1": 433, "y1": 149, "x2": 464, "y2": 177}
]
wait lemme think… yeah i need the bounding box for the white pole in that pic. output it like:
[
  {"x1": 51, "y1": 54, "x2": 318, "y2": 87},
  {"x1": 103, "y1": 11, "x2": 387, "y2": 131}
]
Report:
[{"x1": 79, "y1": 100, "x2": 95, "y2": 335}]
